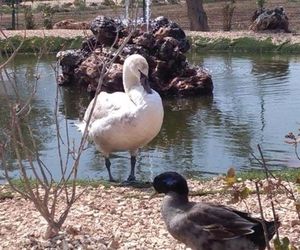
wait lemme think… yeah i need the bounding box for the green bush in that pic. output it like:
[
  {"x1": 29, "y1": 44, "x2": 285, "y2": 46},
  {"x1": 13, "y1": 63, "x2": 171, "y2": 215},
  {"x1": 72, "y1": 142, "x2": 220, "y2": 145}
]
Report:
[
  {"x1": 222, "y1": 0, "x2": 235, "y2": 31},
  {"x1": 0, "y1": 36, "x2": 84, "y2": 55},
  {"x1": 190, "y1": 35, "x2": 300, "y2": 54},
  {"x1": 42, "y1": 5, "x2": 56, "y2": 29},
  {"x1": 232, "y1": 37, "x2": 276, "y2": 52},
  {"x1": 0, "y1": 4, "x2": 12, "y2": 14},
  {"x1": 256, "y1": 0, "x2": 266, "y2": 8},
  {"x1": 73, "y1": 0, "x2": 86, "y2": 10},
  {"x1": 102, "y1": 0, "x2": 116, "y2": 6},
  {"x1": 35, "y1": 3, "x2": 49, "y2": 12},
  {"x1": 191, "y1": 37, "x2": 232, "y2": 50}
]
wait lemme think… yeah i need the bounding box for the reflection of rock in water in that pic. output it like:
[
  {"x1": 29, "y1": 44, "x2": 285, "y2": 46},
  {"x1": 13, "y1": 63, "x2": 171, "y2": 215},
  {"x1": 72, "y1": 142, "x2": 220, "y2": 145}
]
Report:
[
  {"x1": 158, "y1": 96, "x2": 214, "y2": 146},
  {"x1": 57, "y1": 16, "x2": 213, "y2": 97},
  {"x1": 59, "y1": 85, "x2": 91, "y2": 120},
  {"x1": 251, "y1": 55, "x2": 289, "y2": 78},
  {"x1": 157, "y1": 95, "x2": 254, "y2": 164}
]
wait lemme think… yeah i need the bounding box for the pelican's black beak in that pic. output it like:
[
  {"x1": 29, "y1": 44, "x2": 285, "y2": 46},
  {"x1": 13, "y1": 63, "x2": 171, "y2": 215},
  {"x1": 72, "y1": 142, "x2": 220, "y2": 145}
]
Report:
[{"x1": 140, "y1": 70, "x2": 152, "y2": 94}]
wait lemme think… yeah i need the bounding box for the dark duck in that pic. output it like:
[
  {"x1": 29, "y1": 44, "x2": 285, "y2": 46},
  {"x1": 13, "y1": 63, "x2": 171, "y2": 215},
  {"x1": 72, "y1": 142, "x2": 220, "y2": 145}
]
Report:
[{"x1": 153, "y1": 172, "x2": 279, "y2": 250}]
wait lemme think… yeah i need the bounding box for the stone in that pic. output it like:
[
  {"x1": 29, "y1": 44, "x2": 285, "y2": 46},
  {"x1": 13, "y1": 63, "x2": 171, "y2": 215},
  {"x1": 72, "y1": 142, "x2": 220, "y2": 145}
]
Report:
[
  {"x1": 90, "y1": 16, "x2": 126, "y2": 46},
  {"x1": 58, "y1": 16, "x2": 213, "y2": 97},
  {"x1": 56, "y1": 49, "x2": 86, "y2": 85},
  {"x1": 250, "y1": 7, "x2": 290, "y2": 33}
]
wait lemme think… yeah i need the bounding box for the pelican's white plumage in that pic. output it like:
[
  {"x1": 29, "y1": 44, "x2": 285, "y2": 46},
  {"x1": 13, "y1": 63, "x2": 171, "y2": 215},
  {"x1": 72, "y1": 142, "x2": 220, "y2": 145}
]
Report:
[{"x1": 78, "y1": 54, "x2": 164, "y2": 182}]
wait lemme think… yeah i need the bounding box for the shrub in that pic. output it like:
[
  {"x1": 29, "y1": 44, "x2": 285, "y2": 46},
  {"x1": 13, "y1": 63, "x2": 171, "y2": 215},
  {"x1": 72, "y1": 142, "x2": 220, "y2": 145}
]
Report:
[
  {"x1": 102, "y1": 0, "x2": 116, "y2": 6},
  {"x1": 0, "y1": 36, "x2": 84, "y2": 55},
  {"x1": 256, "y1": 0, "x2": 266, "y2": 8},
  {"x1": 24, "y1": 6, "x2": 35, "y2": 29},
  {"x1": 42, "y1": 5, "x2": 56, "y2": 29},
  {"x1": 73, "y1": 0, "x2": 86, "y2": 10},
  {"x1": 222, "y1": 0, "x2": 235, "y2": 31}
]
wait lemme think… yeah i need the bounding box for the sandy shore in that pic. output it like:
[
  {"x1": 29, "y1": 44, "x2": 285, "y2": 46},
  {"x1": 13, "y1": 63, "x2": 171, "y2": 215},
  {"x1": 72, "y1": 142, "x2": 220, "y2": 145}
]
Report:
[{"x1": 0, "y1": 177, "x2": 299, "y2": 249}]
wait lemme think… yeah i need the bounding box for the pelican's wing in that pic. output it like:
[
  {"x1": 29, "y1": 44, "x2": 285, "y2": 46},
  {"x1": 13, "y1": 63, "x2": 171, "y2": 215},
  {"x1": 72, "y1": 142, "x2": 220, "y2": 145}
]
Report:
[
  {"x1": 183, "y1": 203, "x2": 258, "y2": 240},
  {"x1": 83, "y1": 92, "x2": 131, "y2": 124}
]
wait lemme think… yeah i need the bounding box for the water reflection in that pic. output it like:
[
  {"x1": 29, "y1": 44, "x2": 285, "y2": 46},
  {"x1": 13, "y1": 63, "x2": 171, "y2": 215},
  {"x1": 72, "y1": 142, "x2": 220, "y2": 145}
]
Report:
[
  {"x1": 251, "y1": 54, "x2": 290, "y2": 79},
  {"x1": 59, "y1": 85, "x2": 91, "y2": 120},
  {"x1": 159, "y1": 96, "x2": 255, "y2": 174},
  {"x1": 1, "y1": 52, "x2": 300, "y2": 182},
  {"x1": 0, "y1": 56, "x2": 56, "y2": 173},
  {"x1": 187, "y1": 52, "x2": 300, "y2": 171}
]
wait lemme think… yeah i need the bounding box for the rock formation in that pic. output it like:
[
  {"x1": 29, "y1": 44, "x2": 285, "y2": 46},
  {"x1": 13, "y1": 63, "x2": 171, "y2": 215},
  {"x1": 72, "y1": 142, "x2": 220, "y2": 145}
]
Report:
[
  {"x1": 250, "y1": 7, "x2": 290, "y2": 33},
  {"x1": 57, "y1": 16, "x2": 213, "y2": 97}
]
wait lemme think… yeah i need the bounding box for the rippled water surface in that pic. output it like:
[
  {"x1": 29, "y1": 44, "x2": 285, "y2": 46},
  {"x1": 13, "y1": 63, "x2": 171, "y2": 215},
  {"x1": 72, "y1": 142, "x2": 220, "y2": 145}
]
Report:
[{"x1": 1, "y1": 52, "x2": 300, "y2": 181}]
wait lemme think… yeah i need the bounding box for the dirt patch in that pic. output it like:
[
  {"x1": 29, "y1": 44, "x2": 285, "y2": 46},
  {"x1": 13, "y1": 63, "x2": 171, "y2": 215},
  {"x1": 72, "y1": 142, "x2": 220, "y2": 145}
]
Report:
[
  {"x1": 0, "y1": 29, "x2": 92, "y2": 39},
  {"x1": 0, "y1": 178, "x2": 299, "y2": 249}
]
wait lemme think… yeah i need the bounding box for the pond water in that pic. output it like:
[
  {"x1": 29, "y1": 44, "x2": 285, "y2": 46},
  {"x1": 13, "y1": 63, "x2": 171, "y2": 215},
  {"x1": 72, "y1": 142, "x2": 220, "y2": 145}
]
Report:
[{"x1": 1, "y1": 52, "x2": 300, "y2": 182}]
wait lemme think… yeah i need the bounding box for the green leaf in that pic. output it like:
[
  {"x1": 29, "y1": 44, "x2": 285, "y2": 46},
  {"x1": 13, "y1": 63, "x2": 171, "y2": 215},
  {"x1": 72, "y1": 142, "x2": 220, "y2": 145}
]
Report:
[
  {"x1": 273, "y1": 237, "x2": 291, "y2": 250},
  {"x1": 282, "y1": 237, "x2": 290, "y2": 250},
  {"x1": 240, "y1": 187, "x2": 250, "y2": 200},
  {"x1": 274, "y1": 237, "x2": 281, "y2": 250},
  {"x1": 225, "y1": 167, "x2": 236, "y2": 186}
]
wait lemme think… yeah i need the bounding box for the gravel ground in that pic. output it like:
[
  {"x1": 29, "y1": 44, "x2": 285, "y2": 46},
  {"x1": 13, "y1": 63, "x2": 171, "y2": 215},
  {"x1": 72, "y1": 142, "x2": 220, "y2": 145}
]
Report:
[
  {"x1": 0, "y1": 29, "x2": 92, "y2": 39},
  {"x1": 0, "y1": 177, "x2": 299, "y2": 249},
  {"x1": 1, "y1": 29, "x2": 300, "y2": 45}
]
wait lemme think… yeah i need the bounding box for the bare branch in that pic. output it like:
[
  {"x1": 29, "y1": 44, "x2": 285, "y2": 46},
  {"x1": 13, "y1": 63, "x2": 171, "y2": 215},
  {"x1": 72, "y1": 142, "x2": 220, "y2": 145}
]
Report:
[
  {"x1": 0, "y1": 30, "x2": 26, "y2": 70},
  {"x1": 255, "y1": 181, "x2": 271, "y2": 250},
  {"x1": 1, "y1": 7, "x2": 137, "y2": 239}
]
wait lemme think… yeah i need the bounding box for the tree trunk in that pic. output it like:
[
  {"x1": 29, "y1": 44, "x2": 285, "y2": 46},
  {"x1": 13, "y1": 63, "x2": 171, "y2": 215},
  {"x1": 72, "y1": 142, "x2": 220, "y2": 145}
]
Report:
[
  {"x1": 45, "y1": 223, "x2": 60, "y2": 239},
  {"x1": 11, "y1": 0, "x2": 16, "y2": 30},
  {"x1": 186, "y1": 0, "x2": 209, "y2": 31},
  {"x1": 222, "y1": 0, "x2": 235, "y2": 31}
]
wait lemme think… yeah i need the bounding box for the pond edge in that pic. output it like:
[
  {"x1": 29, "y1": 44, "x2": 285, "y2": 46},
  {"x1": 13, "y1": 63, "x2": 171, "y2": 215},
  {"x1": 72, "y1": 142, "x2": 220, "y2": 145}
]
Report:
[{"x1": 1, "y1": 33, "x2": 300, "y2": 54}]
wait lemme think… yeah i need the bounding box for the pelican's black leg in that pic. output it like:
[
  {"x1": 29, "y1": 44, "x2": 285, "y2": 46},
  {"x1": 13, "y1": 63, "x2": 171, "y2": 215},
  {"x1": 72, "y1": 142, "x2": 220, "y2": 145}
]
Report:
[
  {"x1": 127, "y1": 156, "x2": 136, "y2": 182},
  {"x1": 105, "y1": 158, "x2": 115, "y2": 182}
]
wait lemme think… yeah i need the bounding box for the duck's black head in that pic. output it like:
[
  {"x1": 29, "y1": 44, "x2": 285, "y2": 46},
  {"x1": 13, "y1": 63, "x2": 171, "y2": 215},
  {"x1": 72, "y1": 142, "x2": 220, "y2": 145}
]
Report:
[{"x1": 153, "y1": 172, "x2": 189, "y2": 196}]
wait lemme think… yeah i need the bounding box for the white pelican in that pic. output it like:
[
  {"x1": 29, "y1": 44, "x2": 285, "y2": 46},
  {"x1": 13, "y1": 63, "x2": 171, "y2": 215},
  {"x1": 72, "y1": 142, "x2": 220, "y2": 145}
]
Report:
[{"x1": 78, "y1": 54, "x2": 164, "y2": 182}]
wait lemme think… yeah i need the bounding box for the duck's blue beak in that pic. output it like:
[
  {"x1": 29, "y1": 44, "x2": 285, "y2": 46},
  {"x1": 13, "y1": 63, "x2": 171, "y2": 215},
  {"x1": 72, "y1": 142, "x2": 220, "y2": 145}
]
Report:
[{"x1": 140, "y1": 71, "x2": 152, "y2": 94}]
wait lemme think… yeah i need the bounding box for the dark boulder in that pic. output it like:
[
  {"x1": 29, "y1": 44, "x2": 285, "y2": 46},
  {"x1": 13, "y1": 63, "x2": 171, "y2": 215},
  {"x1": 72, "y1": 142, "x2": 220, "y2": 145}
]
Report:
[
  {"x1": 57, "y1": 16, "x2": 213, "y2": 97},
  {"x1": 56, "y1": 49, "x2": 85, "y2": 85},
  {"x1": 90, "y1": 16, "x2": 127, "y2": 46},
  {"x1": 250, "y1": 7, "x2": 290, "y2": 33}
]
